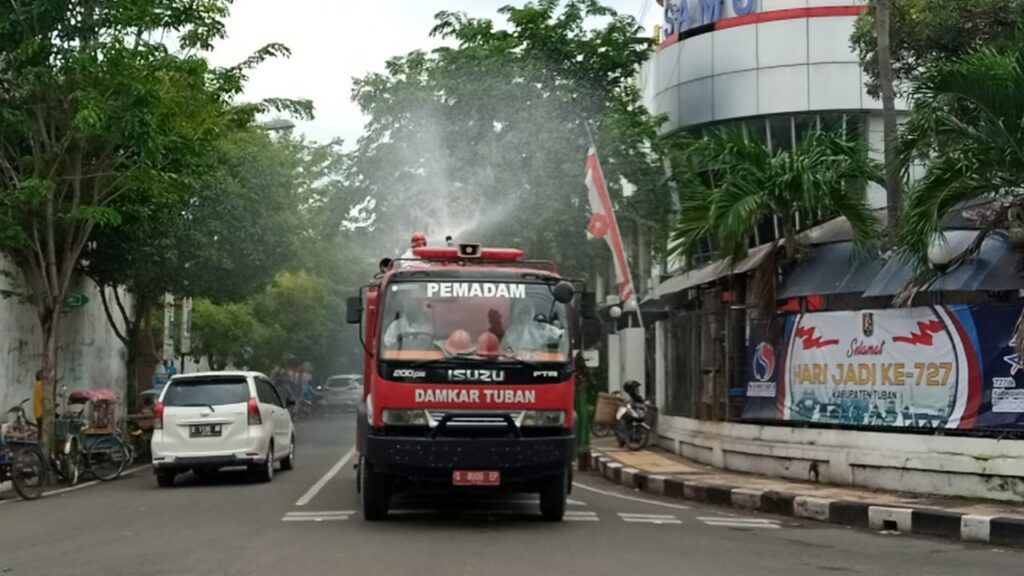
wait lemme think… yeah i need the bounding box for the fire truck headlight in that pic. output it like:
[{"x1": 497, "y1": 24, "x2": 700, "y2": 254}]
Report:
[
  {"x1": 521, "y1": 410, "x2": 565, "y2": 427},
  {"x1": 382, "y1": 409, "x2": 430, "y2": 426}
]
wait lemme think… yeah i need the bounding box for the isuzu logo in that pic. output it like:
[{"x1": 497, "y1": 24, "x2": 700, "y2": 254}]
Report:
[
  {"x1": 392, "y1": 369, "x2": 426, "y2": 379},
  {"x1": 448, "y1": 369, "x2": 506, "y2": 382}
]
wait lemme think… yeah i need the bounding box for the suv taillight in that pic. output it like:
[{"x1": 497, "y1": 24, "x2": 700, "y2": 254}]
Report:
[
  {"x1": 247, "y1": 397, "x2": 262, "y2": 426},
  {"x1": 154, "y1": 402, "x2": 164, "y2": 430}
]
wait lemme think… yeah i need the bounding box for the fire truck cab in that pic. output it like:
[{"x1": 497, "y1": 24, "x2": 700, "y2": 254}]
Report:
[{"x1": 346, "y1": 243, "x2": 588, "y2": 521}]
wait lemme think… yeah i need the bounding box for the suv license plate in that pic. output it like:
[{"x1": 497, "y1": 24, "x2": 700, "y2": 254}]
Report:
[
  {"x1": 452, "y1": 470, "x2": 500, "y2": 486},
  {"x1": 189, "y1": 424, "x2": 222, "y2": 437}
]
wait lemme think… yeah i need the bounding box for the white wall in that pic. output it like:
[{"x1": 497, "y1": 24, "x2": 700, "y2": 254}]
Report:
[
  {"x1": 607, "y1": 333, "x2": 621, "y2": 393},
  {"x1": 620, "y1": 326, "x2": 646, "y2": 388},
  {"x1": 658, "y1": 415, "x2": 1024, "y2": 502},
  {"x1": 0, "y1": 256, "x2": 129, "y2": 418}
]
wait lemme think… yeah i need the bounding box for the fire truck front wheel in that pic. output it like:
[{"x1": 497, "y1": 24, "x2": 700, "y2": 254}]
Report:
[
  {"x1": 360, "y1": 457, "x2": 392, "y2": 521},
  {"x1": 538, "y1": 468, "x2": 568, "y2": 522}
]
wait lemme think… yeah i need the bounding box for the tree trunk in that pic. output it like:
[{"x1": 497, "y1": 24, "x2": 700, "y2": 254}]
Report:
[
  {"x1": 782, "y1": 220, "x2": 799, "y2": 260},
  {"x1": 875, "y1": 0, "x2": 902, "y2": 233},
  {"x1": 126, "y1": 294, "x2": 158, "y2": 410},
  {"x1": 38, "y1": 308, "x2": 59, "y2": 456}
]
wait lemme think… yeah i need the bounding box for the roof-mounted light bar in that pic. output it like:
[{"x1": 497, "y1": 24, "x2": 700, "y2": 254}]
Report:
[{"x1": 412, "y1": 245, "x2": 525, "y2": 262}]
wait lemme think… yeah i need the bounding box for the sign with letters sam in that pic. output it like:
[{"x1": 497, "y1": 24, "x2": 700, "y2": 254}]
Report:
[{"x1": 742, "y1": 304, "x2": 1024, "y2": 431}]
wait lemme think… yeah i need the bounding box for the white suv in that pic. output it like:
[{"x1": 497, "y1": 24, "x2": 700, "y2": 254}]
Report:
[{"x1": 151, "y1": 371, "x2": 295, "y2": 487}]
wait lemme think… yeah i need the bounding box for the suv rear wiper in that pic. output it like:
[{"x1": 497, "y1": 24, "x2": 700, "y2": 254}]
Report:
[{"x1": 181, "y1": 403, "x2": 216, "y2": 412}]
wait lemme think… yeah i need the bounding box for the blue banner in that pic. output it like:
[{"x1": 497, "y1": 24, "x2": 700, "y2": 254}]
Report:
[{"x1": 742, "y1": 304, "x2": 1024, "y2": 432}]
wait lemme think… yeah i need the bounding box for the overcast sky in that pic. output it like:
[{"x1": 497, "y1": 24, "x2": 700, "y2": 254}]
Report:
[{"x1": 210, "y1": 0, "x2": 661, "y2": 146}]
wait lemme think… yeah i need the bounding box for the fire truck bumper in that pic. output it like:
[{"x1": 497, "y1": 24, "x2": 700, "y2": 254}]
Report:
[{"x1": 363, "y1": 432, "x2": 574, "y2": 485}]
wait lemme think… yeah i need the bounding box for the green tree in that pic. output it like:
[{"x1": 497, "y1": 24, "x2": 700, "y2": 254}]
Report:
[
  {"x1": 190, "y1": 299, "x2": 262, "y2": 371},
  {"x1": 852, "y1": 1, "x2": 1024, "y2": 233},
  {"x1": 0, "y1": 0, "x2": 252, "y2": 445},
  {"x1": 872, "y1": 0, "x2": 903, "y2": 232},
  {"x1": 349, "y1": 0, "x2": 665, "y2": 278},
  {"x1": 668, "y1": 129, "x2": 883, "y2": 262},
  {"x1": 852, "y1": 0, "x2": 1024, "y2": 97},
  {"x1": 82, "y1": 128, "x2": 307, "y2": 401},
  {"x1": 898, "y1": 40, "x2": 1024, "y2": 267}
]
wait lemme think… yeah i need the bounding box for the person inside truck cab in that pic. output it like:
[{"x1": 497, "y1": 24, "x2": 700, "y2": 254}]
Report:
[
  {"x1": 501, "y1": 301, "x2": 564, "y2": 354},
  {"x1": 384, "y1": 295, "x2": 434, "y2": 348}
]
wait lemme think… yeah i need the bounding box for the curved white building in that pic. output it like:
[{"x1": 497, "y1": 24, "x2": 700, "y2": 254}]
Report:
[{"x1": 642, "y1": 0, "x2": 908, "y2": 210}]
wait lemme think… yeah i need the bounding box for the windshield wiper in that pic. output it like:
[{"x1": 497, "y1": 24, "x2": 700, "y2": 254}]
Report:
[
  {"x1": 410, "y1": 355, "x2": 479, "y2": 368},
  {"x1": 495, "y1": 355, "x2": 542, "y2": 369},
  {"x1": 181, "y1": 403, "x2": 216, "y2": 412}
]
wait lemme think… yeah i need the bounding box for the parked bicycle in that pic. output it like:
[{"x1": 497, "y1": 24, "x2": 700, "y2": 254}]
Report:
[
  {"x1": 1, "y1": 399, "x2": 47, "y2": 500},
  {"x1": 53, "y1": 390, "x2": 130, "y2": 484}
]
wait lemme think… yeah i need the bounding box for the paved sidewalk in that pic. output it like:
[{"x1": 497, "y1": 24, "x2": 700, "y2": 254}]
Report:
[{"x1": 583, "y1": 440, "x2": 1024, "y2": 547}]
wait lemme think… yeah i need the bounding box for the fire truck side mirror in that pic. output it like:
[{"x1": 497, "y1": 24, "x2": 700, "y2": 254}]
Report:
[
  {"x1": 346, "y1": 296, "x2": 363, "y2": 325},
  {"x1": 581, "y1": 292, "x2": 597, "y2": 319},
  {"x1": 553, "y1": 281, "x2": 575, "y2": 304}
]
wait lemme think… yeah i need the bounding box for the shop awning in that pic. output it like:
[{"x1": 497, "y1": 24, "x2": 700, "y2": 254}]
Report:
[
  {"x1": 863, "y1": 230, "x2": 1023, "y2": 297},
  {"x1": 648, "y1": 242, "x2": 774, "y2": 301},
  {"x1": 646, "y1": 210, "x2": 885, "y2": 303},
  {"x1": 777, "y1": 242, "x2": 885, "y2": 299}
]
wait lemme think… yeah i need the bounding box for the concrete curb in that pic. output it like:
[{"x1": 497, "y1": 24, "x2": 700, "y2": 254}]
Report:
[{"x1": 584, "y1": 449, "x2": 1024, "y2": 548}]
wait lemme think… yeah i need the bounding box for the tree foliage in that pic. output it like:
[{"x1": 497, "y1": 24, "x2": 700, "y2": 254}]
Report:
[
  {"x1": 668, "y1": 129, "x2": 883, "y2": 262},
  {"x1": 852, "y1": 0, "x2": 1024, "y2": 97},
  {"x1": 897, "y1": 38, "x2": 1024, "y2": 267},
  {"x1": 187, "y1": 135, "x2": 370, "y2": 377},
  {"x1": 349, "y1": 0, "x2": 665, "y2": 278},
  {"x1": 0, "y1": 0, "x2": 314, "y2": 426}
]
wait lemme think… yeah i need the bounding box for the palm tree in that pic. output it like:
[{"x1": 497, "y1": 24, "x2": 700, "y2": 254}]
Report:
[
  {"x1": 898, "y1": 40, "x2": 1024, "y2": 267},
  {"x1": 668, "y1": 128, "x2": 883, "y2": 263},
  {"x1": 874, "y1": 0, "x2": 903, "y2": 233}
]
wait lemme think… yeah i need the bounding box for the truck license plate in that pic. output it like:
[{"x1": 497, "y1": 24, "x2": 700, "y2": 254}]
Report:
[{"x1": 452, "y1": 470, "x2": 500, "y2": 486}]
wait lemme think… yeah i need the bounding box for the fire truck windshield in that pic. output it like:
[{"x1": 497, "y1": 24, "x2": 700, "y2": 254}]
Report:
[{"x1": 379, "y1": 280, "x2": 570, "y2": 364}]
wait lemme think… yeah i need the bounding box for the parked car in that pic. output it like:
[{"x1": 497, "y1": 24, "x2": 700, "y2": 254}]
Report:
[
  {"x1": 321, "y1": 374, "x2": 363, "y2": 412},
  {"x1": 151, "y1": 371, "x2": 295, "y2": 487}
]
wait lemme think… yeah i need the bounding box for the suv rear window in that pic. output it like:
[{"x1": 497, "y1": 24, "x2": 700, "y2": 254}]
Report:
[{"x1": 163, "y1": 378, "x2": 250, "y2": 406}]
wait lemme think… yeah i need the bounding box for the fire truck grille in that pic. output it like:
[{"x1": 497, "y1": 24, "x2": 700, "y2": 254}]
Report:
[{"x1": 425, "y1": 410, "x2": 525, "y2": 428}]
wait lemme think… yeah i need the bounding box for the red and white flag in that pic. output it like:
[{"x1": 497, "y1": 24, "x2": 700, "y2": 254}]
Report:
[{"x1": 584, "y1": 146, "x2": 637, "y2": 309}]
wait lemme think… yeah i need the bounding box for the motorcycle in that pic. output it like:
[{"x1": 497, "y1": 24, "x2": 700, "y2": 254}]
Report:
[
  {"x1": 293, "y1": 383, "x2": 325, "y2": 420},
  {"x1": 614, "y1": 381, "x2": 650, "y2": 451}
]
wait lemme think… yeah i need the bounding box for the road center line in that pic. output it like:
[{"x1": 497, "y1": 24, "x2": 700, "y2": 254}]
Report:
[
  {"x1": 295, "y1": 448, "x2": 355, "y2": 507},
  {"x1": 572, "y1": 481, "x2": 691, "y2": 510}
]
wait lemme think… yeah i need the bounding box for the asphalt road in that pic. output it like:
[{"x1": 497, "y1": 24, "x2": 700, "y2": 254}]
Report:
[{"x1": 1, "y1": 415, "x2": 1022, "y2": 576}]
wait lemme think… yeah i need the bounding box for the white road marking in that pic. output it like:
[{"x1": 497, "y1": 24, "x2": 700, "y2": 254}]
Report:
[
  {"x1": 620, "y1": 512, "x2": 678, "y2": 519},
  {"x1": 618, "y1": 512, "x2": 682, "y2": 525},
  {"x1": 295, "y1": 448, "x2": 355, "y2": 507},
  {"x1": 572, "y1": 481, "x2": 690, "y2": 510},
  {"x1": 285, "y1": 510, "x2": 354, "y2": 517},
  {"x1": 703, "y1": 521, "x2": 781, "y2": 529},
  {"x1": 282, "y1": 510, "x2": 353, "y2": 522},
  {"x1": 565, "y1": 511, "x2": 599, "y2": 522},
  {"x1": 699, "y1": 516, "x2": 782, "y2": 529}
]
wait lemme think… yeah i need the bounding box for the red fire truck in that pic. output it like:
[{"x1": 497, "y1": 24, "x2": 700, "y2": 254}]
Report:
[{"x1": 346, "y1": 242, "x2": 591, "y2": 521}]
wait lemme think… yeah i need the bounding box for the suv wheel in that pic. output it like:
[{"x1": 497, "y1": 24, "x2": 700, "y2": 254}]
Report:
[
  {"x1": 250, "y1": 442, "x2": 274, "y2": 483},
  {"x1": 156, "y1": 471, "x2": 176, "y2": 488},
  {"x1": 280, "y1": 435, "x2": 295, "y2": 471}
]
